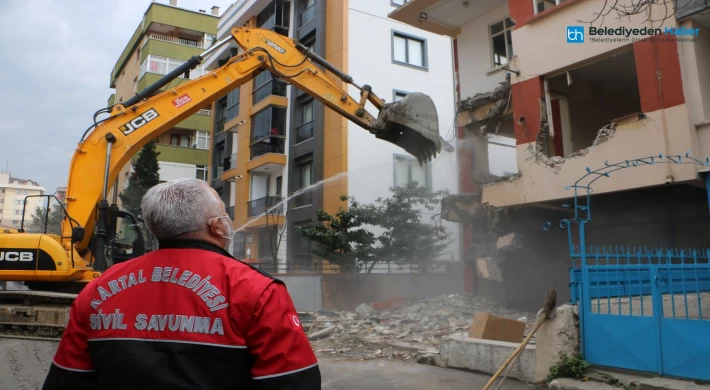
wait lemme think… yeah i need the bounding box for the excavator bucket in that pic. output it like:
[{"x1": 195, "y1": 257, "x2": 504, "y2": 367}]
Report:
[{"x1": 374, "y1": 92, "x2": 442, "y2": 164}]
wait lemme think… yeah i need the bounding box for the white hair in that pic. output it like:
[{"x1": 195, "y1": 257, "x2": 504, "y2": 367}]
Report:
[{"x1": 141, "y1": 178, "x2": 224, "y2": 240}]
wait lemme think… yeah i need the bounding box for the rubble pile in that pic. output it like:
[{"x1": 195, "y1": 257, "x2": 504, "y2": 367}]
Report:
[{"x1": 305, "y1": 293, "x2": 534, "y2": 363}]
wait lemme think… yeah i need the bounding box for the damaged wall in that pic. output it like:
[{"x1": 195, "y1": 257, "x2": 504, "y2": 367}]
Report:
[{"x1": 449, "y1": 183, "x2": 710, "y2": 312}]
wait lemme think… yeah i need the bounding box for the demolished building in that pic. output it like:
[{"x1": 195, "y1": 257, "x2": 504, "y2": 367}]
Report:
[{"x1": 390, "y1": 0, "x2": 710, "y2": 312}]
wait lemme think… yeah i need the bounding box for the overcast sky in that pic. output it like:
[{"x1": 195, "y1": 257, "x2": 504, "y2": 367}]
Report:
[{"x1": 0, "y1": 0, "x2": 234, "y2": 193}]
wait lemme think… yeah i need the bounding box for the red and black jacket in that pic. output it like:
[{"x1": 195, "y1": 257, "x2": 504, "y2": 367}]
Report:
[{"x1": 42, "y1": 239, "x2": 320, "y2": 390}]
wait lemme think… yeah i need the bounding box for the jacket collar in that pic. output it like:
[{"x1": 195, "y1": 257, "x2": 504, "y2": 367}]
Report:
[{"x1": 158, "y1": 239, "x2": 234, "y2": 259}]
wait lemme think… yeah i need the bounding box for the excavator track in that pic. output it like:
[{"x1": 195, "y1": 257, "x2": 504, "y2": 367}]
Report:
[{"x1": 0, "y1": 290, "x2": 77, "y2": 341}]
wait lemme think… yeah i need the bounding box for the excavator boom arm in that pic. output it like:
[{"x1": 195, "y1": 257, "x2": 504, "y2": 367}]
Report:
[{"x1": 63, "y1": 27, "x2": 440, "y2": 252}]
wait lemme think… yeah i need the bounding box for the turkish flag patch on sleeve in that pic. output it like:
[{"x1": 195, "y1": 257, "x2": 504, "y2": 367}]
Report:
[{"x1": 287, "y1": 312, "x2": 302, "y2": 330}]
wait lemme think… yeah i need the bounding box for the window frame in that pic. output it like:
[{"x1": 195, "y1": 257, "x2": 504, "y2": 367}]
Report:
[
  {"x1": 393, "y1": 89, "x2": 409, "y2": 102},
  {"x1": 196, "y1": 165, "x2": 208, "y2": 181},
  {"x1": 488, "y1": 16, "x2": 515, "y2": 69},
  {"x1": 295, "y1": 97, "x2": 315, "y2": 145},
  {"x1": 392, "y1": 154, "x2": 432, "y2": 188},
  {"x1": 391, "y1": 30, "x2": 428, "y2": 71}
]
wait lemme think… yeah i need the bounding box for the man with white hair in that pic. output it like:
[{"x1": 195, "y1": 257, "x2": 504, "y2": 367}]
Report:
[{"x1": 43, "y1": 178, "x2": 321, "y2": 390}]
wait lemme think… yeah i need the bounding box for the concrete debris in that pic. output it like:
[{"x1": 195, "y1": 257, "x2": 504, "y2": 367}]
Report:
[
  {"x1": 549, "y1": 378, "x2": 618, "y2": 390},
  {"x1": 309, "y1": 325, "x2": 337, "y2": 340},
  {"x1": 532, "y1": 98, "x2": 618, "y2": 170},
  {"x1": 308, "y1": 293, "x2": 535, "y2": 364},
  {"x1": 457, "y1": 79, "x2": 511, "y2": 116},
  {"x1": 355, "y1": 303, "x2": 377, "y2": 319}
]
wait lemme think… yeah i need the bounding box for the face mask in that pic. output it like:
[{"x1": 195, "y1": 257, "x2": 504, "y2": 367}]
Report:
[{"x1": 216, "y1": 216, "x2": 236, "y2": 247}]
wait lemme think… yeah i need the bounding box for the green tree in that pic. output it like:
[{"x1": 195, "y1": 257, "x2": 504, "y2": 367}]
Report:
[
  {"x1": 119, "y1": 141, "x2": 160, "y2": 216},
  {"x1": 373, "y1": 182, "x2": 451, "y2": 271},
  {"x1": 26, "y1": 205, "x2": 65, "y2": 235},
  {"x1": 297, "y1": 184, "x2": 451, "y2": 273},
  {"x1": 296, "y1": 195, "x2": 379, "y2": 273}
]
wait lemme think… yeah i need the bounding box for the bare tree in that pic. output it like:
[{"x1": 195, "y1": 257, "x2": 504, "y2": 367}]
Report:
[
  {"x1": 577, "y1": 0, "x2": 699, "y2": 26},
  {"x1": 265, "y1": 198, "x2": 291, "y2": 267}
]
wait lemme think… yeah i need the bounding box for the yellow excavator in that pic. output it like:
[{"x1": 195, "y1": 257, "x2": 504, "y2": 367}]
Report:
[{"x1": 0, "y1": 27, "x2": 441, "y2": 339}]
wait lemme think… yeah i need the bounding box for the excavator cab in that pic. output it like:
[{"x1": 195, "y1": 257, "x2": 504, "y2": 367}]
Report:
[{"x1": 109, "y1": 210, "x2": 153, "y2": 265}]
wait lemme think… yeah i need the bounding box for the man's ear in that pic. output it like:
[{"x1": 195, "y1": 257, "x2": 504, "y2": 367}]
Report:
[{"x1": 209, "y1": 217, "x2": 226, "y2": 237}]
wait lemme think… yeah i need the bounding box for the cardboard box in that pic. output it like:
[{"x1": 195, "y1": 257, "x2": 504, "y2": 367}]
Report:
[{"x1": 467, "y1": 312, "x2": 526, "y2": 343}]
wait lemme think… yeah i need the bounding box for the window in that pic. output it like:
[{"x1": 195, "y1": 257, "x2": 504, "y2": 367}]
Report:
[
  {"x1": 299, "y1": 0, "x2": 316, "y2": 27},
  {"x1": 393, "y1": 155, "x2": 432, "y2": 188},
  {"x1": 294, "y1": 157, "x2": 313, "y2": 207},
  {"x1": 276, "y1": 176, "x2": 283, "y2": 197},
  {"x1": 14, "y1": 210, "x2": 21, "y2": 216},
  {"x1": 232, "y1": 233, "x2": 246, "y2": 258},
  {"x1": 14, "y1": 199, "x2": 22, "y2": 205},
  {"x1": 393, "y1": 90, "x2": 408, "y2": 102},
  {"x1": 17, "y1": 190, "x2": 28, "y2": 195},
  {"x1": 139, "y1": 55, "x2": 207, "y2": 80},
  {"x1": 295, "y1": 98, "x2": 314, "y2": 143},
  {"x1": 194, "y1": 131, "x2": 210, "y2": 150},
  {"x1": 391, "y1": 0, "x2": 410, "y2": 5},
  {"x1": 213, "y1": 141, "x2": 225, "y2": 179},
  {"x1": 196, "y1": 165, "x2": 207, "y2": 181},
  {"x1": 252, "y1": 70, "x2": 287, "y2": 105},
  {"x1": 251, "y1": 107, "x2": 287, "y2": 159},
  {"x1": 292, "y1": 221, "x2": 312, "y2": 264},
  {"x1": 226, "y1": 87, "x2": 240, "y2": 122},
  {"x1": 490, "y1": 17, "x2": 515, "y2": 67},
  {"x1": 170, "y1": 134, "x2": 191, "y2": 147},
  {"x1": 535, "y1": 0, "x2": 565, "y2": 14},
  {"x1": 133, "y1": 77, "x2": 138, "y2": 94},
  {"x1": 392, "y1": 31, "x2": 427, "y2": 69}
]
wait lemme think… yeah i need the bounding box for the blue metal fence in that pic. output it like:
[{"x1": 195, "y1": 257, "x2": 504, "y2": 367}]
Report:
[
  {"x1": 548, "y1": 153, "x2": 710, "y2": 381},
  {"x1": 570, "y1": 246, "x2": 710, "y2": 380}
]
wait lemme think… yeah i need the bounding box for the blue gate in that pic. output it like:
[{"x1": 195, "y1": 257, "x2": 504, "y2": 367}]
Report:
[{"x1": 547, "y1": 153, "x2": 710, "y2": 380}]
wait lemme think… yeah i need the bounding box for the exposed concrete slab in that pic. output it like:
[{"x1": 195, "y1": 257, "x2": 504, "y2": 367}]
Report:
[
  {"x1": 535, "y1": 304, "x2": 580, "y2": 382},
  {"x1": 439, "y1": 335, "x2": 536, "y2": 382},
  {"x1": 636, "y1": 377, "x2": 710, "y2": 390},
  {"x1": 549, "y1": 378, "x2": 618, "y2": 390}
]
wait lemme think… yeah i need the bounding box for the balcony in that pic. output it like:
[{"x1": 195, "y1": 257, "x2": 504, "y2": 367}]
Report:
[
  {"x1": 220, "y1": 153, "x2": 240, "y2": 182},
  {"x1": 250, "y1": 136, "x2": 286, "y2": 159},
  {"x1": 155, "y1": 144, "x2": 209, "y2": 165},
  {"x1": 675, "y1": 0, "x2": 710, "y2": 19},
  {"x1": 144, "y1": 33, "x2": 208, "y2": 49},
  {"x1": 299, "y1": 4, "x2": 316, "y2": 27},
  {"x1": 295, "y1": 122, "x2": 314, "y2": 144},
  {"x1": 252, "y1": 73, "x2": 288, "y2": 106},
  {"x1": 387, "y1": 0, "x2": 506, "y2": 37},
  {"x1": 215, "y1": 118, "x2": 226, "y2": 134},
  {"x1": 248, "y1": 196, "x2": 284, "y2": 217}
]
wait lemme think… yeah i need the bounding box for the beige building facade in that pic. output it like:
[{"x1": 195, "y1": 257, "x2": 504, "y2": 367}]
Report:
[{"x1": 0, "y1": 173, "x2": 45, "y2": 228}]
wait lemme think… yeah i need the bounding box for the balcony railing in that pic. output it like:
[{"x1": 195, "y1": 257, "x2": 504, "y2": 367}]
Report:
[
  {"x1": 258, "y1": 13, "x2": 289, "y2": 36},
  {"x1": 248, "y1": 196, "x2": 284, "y2": 217},
  {"x1": 250, "y1": 136, "x2": 286, "y2": 159},
  {"x1": 299, "y1": 4, "x2": 316, "y2": 27},
  {"x1": 146, "y1": 33, "x2": 206, "y2": 49}
]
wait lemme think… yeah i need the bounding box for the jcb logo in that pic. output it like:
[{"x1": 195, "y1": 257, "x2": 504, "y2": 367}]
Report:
[
  {"x1": 119, "y1": 108, "x2": 160, "y2": 136},
  {"x1": 0, "y1": 251, "x2": 34, "y2": 262}
]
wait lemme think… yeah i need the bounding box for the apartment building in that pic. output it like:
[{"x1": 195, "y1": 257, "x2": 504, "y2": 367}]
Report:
[
  {"x1": 204, "y1": 0, "x2": 458, "y2": 269},
  {"x1": 0, "y1": 173, "x2": 45, "y2": 228},
  {"x1": 390, "y1": 0, "x2": 710, "y2": 309},
  {"x1": 108, "y1": 0, "x2": 219, "y2": 199}
]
